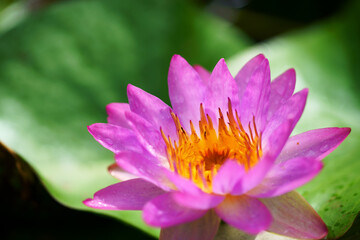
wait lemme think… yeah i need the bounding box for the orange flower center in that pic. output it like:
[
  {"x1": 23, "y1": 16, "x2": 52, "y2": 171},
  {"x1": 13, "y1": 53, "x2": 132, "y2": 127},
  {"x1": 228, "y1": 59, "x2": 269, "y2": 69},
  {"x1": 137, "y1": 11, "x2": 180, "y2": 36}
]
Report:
[{"x1": 161, "y1": 100, "x2": 262, "y2": 193}]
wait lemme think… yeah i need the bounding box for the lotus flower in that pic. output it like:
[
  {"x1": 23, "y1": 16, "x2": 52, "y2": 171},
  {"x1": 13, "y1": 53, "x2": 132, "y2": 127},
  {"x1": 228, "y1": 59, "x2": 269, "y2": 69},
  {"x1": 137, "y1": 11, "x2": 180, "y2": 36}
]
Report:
[{"x1": 84, "y1": 54, "x2": 350, "y2": 240}]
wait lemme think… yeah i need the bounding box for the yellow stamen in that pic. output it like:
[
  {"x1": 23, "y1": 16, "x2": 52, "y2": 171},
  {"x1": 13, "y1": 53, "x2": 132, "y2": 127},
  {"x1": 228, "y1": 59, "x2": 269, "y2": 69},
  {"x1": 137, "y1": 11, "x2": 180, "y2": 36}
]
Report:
[{"x1": 161, "y1": 99, "x2": 262, "y2": 193}]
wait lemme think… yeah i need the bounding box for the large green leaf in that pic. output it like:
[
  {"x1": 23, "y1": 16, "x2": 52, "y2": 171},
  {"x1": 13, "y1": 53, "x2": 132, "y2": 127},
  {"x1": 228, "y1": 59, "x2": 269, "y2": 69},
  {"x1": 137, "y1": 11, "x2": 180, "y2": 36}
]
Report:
[
  {"x1": 0, "y1": 0, "x2": 250, "y2": 237},
  {"x1": 228, "y1": 2, "x2": 360, "y2": 238}
]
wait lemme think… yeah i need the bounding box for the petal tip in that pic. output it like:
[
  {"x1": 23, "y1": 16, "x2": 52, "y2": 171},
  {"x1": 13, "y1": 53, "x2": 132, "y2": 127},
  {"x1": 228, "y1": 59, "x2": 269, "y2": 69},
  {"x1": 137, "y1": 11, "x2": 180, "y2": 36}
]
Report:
[
  {"x1": 254, "y1": 53, "x2": 266, "y2": 61},
  {"x1": 87, "y1": 124, "x2": 96, "y2": 135},
  {"x1": 344, "y1": 127, "x2": 351, "y2": 134},
  {"x1": 170, "y1": 54, "x2": 186, "y2": 65},
  {"x1": 83, "y1": 198, "x2": 94, "y2": 208},
  {"x1": 126, "y1": 84, "x2": 136, "y2": 95}
]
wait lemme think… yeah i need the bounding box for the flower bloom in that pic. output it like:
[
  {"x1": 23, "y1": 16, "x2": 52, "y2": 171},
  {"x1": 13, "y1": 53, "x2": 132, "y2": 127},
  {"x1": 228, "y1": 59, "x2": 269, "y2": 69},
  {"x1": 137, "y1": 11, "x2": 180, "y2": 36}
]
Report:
[{"x1": 84, "y1": 54, "x2": 350, "y2": 240}]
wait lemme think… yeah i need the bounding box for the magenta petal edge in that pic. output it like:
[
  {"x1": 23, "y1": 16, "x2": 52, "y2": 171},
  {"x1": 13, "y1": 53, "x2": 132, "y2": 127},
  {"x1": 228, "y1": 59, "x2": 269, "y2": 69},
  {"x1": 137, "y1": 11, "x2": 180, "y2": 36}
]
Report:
[{"x1": 84, "y1": 54, "x2": 351, "y2": 240}]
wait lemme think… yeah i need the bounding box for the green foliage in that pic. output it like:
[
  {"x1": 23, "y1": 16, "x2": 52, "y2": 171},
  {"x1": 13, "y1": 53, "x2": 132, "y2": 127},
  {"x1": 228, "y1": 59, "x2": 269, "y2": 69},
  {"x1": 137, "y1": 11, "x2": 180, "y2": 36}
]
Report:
[
  {"x1": 1, "y1": 0, "x2": 360, "y2": 238},
  {"x1": 0, "y1": 0, "x2": 249, "y2": 237},
  {"x1": 228, "y1": 2, "x2": 360, "y2": 238}
]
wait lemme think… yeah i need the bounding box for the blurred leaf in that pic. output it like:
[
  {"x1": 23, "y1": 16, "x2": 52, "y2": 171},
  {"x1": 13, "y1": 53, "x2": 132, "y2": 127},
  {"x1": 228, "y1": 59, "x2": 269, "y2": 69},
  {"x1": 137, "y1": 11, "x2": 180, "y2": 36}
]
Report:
[
  {"x1": 0, "y1": 0, "x2": 250, "y2": 237},
  {"x1": 228, "y1": 2, "x2": 360, "y2": 239},
  {"x1": 0, "y1": 142, "x2": 156, "y2": 239},
  {"x1": 0, "y1": 1, "x2": 28, "y2": 33}
]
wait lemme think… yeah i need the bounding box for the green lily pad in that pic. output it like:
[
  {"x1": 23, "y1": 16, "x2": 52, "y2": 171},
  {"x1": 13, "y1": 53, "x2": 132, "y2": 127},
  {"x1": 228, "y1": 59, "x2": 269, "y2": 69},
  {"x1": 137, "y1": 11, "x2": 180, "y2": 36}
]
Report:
[
  {"x1": 0, "y1": 0, "x2": 250, "y2": 237},
  {"x1": 228, "y1": 2, "x2": 360, "y2": 238}
]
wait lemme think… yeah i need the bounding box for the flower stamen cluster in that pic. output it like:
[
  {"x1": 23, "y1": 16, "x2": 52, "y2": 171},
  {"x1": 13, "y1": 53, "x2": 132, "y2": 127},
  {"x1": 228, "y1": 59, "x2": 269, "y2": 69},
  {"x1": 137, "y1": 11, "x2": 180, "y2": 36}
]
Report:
[{"x1": 161, "y1": 99, "x2": 262, "y2": 192}]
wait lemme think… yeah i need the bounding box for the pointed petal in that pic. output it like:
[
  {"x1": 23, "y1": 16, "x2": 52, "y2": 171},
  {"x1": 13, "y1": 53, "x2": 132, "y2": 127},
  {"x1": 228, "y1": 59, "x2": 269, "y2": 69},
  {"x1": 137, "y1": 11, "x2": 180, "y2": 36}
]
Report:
[
  {"x1": 215, "y1": 195, "x2": 272, "y2": 235},
  {"x1": 235, "y1": 54, "x2": 266, "y2": 99},
  {"x1": 83, "y1": 179, "x2": 165, "y2": 210},
  {"x1": 125, "y1": 111, "x2": 167, "y2": 160},
  {"x1": 238, "y1": 58, "x2": 271, "y2": 131},
  {"x1": 212, "y1": 160, "x2": 246, "y2": 195},
  {"x1": 172, "y1": 191, "x2": 224, "y2": 210},
  {"x1": 267, "y1": 69, "x2": 296, "y2": 121},
  {"x1": 205, "y1": 58, "x2": 239, "y2": 114},
  {"x1": 193, "y1": 65, "x2": 210, "y2": 82},
  {"x1": 106, "y1": 103, "x2": 131, "y2": 128},
  {"x1": 87, "y1": 123, "x2": 143, "y2": 153},
  {"x1": 263, "y1": 89, "x2": 308, "y2": 143},
  {"x1": 168, "y1": 55, "x2": 206, "y2": 131},
  {"x1": 262, "y1": 191, "x2": 328, "y2": 239},
  {"x1": 127, "y1": 84, "x2": 176, "y2": 138},
  {"x1": 160, "y1": 210, "x2": 220, "y2": 240},
  {"x1": 277, "y1": 127, "x2": 351, "y2": 163},
  {"x1": 248, "y1": 157, "x2": 323, "y2": 198},
  {"x1": 143, "y1": 193, "x2": 207, "y2": 227},
  {"x1": 240, "y1": 120, "x2": 292, "y2": 194},
  {"x1": 108, "y1": 163, "x2": 137, "y2": 181},
  {"x1": 115, "y1": 151, "x2": 173, "y2": 190}
]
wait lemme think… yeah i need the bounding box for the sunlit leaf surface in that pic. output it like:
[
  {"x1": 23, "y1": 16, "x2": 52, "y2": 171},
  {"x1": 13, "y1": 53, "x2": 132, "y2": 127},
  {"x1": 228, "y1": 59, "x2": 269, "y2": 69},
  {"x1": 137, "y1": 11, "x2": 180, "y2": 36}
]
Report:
[
  {"x1": 0, "y1": 0, "x2": 250, "y2": 236},
  {"x1": 228, "y1": 2, "x2": 360, "y2": 238},
  {"x1": 1, "y1": 0, "x2": 360, "y2": 238}
]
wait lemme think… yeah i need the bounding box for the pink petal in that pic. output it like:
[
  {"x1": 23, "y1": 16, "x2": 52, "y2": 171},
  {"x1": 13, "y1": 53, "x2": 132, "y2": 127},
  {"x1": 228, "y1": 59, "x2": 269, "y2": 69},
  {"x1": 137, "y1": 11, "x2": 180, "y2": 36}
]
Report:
[
  {"x1": 262, "y1": 88, "x2": 308, "y2": 146},
  {"x1": 172, "y1": 191, "x2": 224, "y2": 210},
  {"x1": 262, "y1": 191, "x2": 328, "y2": 239},
  {"x1": 277, "y1": 127, "x2": 351, "y2": 163},
  {"x1": 160, "y1": 210, "x2": 220, "y2": 240},
  {"x1": 168, "y1": 55, "x2": 206, "y2": 131},
  {"x1": 127, "y1": 84, "x2": 176, "y2": 139},
  {"x1": 106, "y1": 103, "x2": 131, "y2": 128},
  {"x1": 115, "y1": 151, "x2": 174, "y2": 191},
  {"x1": 166, "y1": 172, "x2": 205, "y2": 195},
  {"x1": 215, "y1": 195, "x2": 272, "y2": 235},
  {"x1": 235, "y1": 54, "x2": 266, "y2": 100},
  {"x1": 247, "y1": 157, "x2": 323, "y2": 198},
  {"x1": 87, "y1": 123, "x2": 143, "y2": 154},
  {"x1": 125, "y1": 111, "x2": 167, "y2": 160},
  {"x1": 204, "y1": 58, "x2": 239, "y2": 115},
  {"x1": 83, "y1": 178, "x2": 165, "y2": 210},
  {"x1": 212, "y1": 160, "x2": 246, "y2": 195},
  {"x1": 108, "y1": 163, "x2": 137, "y2": 181},
  {"x1": 193, "y1": 65, "x2": 210, "y2": 82},
  {"x1": 238, "y1": 58, "x2": 271, "y2": 132},
  {"x1": 143, "y1": 193, "x2": 207, "y2": 227},
  {"x1": 267, "y1": 69, "x2": 296, "y2": 121},
  {"x1": 240, "y1": 120, "x2": 292, "y2": 194}
]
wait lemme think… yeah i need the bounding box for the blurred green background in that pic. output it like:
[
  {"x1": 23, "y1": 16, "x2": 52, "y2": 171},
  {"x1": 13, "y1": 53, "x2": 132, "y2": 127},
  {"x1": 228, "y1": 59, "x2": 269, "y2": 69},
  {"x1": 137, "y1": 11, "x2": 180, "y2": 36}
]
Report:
[{"x1": 1, "y1": 0, "x2": 359, "y2": 239}]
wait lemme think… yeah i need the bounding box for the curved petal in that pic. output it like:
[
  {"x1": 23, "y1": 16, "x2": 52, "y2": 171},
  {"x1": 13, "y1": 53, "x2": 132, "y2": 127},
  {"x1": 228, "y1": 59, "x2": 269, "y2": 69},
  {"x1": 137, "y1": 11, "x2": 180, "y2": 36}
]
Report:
[
  {"x1": 267, "y1": 69, "x2": 296, "y2": 121},
  {"x1": 172, "y1": 191, "x2": 224, "y2": 210},
  {"x1": 83, "y1": 178, "x2": 165, "y2": 210},
  {"x1": 127, "y1": 84, "x2": 176, "y2": 139},
  {"x1": 125, "y1": 111, "x2": 167, "y2": 162},
  {"x1": 166, "y1": 172, "x2": 204, "y2": 195},
  {"x1": 87, "y1": 123, "x2": 143, "y2": 154},
  {"x1": 115, "y1": 151, "x2": 174, "y2": 190},
  {"x1": 193, "y1": 65, "x2": 210, "y2": 82},
  {"x1": 262, "y1": 88, "x2": 308, "y2": 144},
  {"x1": 277, "y1": 127, "x2": 351, "y2": 163},
  {"x1": 143, "y1": 193, "x2": 207, "y2": 228},
  {"x1": 238, "y1": 58, "x2": 271, "y2": 132},
  {"x1": 168, "y1": 55, "x2": 206, "y2": 131},
  {"x1": 108, "y1": 163, "x2": 137, "y2": 181},
  {"x1": 247, "y1": 157, "x2": 323, "y2": 198},
  {"x1": 160, "y1": 210, "x2": 220, "y2": 240},
  {"x1": 240, "y1": 120, "x2": 292, "y2": 194},
  {"x1": 235, "y1": 54, "x2": 266, "y2": 100},
  {"x1": 215, "y1": 195, "x2": 272, "y2": 235},
  {"x1": 212, "y1": 160, "x2": 246, "y2": 195},
  {"x1": 106, "y1": 103, "x2": 131, "y2": 128},
  {"x1": 261, "y1": 191, "x2": 328, "y2": 239},
  {"x1": 204, "y1": 58, "x2": 239, "y2": 115}
]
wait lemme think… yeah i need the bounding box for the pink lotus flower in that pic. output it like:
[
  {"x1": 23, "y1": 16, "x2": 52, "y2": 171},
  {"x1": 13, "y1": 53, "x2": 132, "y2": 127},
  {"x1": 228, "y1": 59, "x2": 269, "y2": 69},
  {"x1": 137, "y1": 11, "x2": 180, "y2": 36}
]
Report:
[{"x1": 84, "y1": 54, "x2": 350, "y2": 240}]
